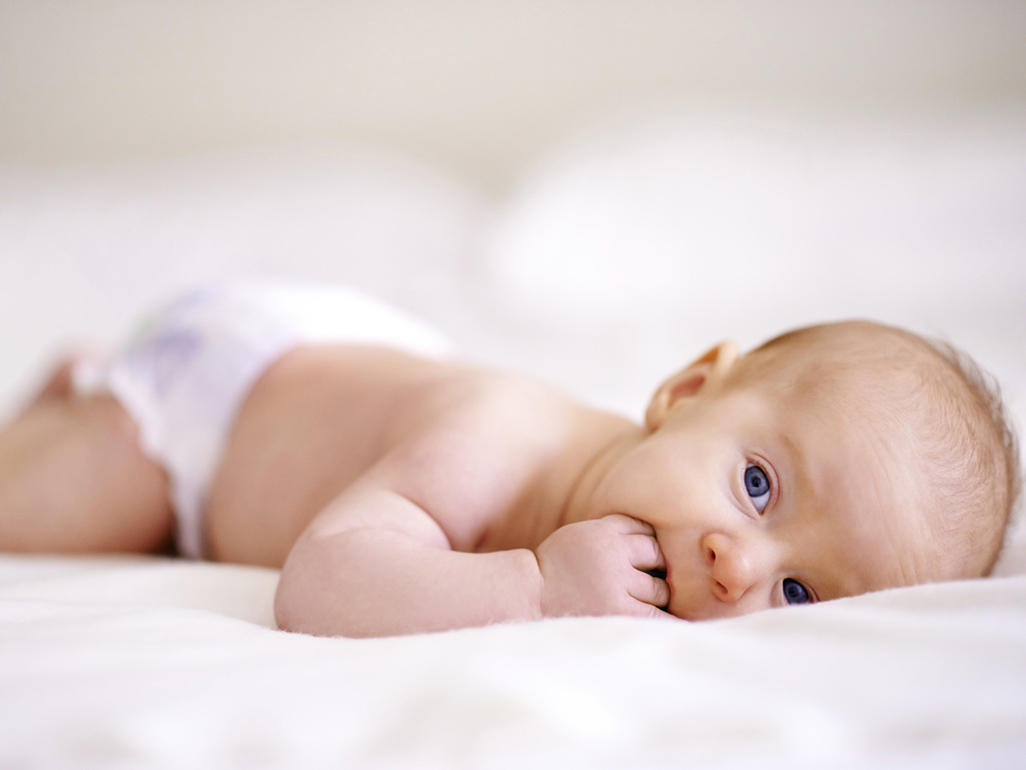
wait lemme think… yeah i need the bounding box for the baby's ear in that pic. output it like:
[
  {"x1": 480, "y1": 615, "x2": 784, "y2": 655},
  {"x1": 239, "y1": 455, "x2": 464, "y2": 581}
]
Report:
[{"x1": 645, "y1": 341, "x2": 739, "y2": 431}]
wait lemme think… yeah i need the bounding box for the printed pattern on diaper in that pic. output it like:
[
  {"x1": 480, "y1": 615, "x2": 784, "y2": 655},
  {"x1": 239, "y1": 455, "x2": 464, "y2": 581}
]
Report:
[{"x1": 125, "y1": 327, "x2": 204, "y2": 399}]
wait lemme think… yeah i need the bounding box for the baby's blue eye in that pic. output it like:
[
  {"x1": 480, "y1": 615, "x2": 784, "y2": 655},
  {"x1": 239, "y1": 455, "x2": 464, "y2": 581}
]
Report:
[
  {"x1": 743, "y1": 464, "x2": 771, "y2": 512},
  {"x1": 783, "y1": 578, "x2": 811, "y2": 605}
]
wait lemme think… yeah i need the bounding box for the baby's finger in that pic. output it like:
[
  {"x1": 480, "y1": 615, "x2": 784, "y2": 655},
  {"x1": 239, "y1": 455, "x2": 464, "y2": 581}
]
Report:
[
  {"x1": 625, "y1": 533, "x2": 665, "y2": 571},
  {"x1": 601, "y1": 513, "x2": 655, "y2": 536},
  {"x1": 622, "y1": 599, "x2": 676, "y2": 620},
  {"x1": 627, "y1": 570, "x2": 670, "y2": 609},
  {"x1": 638, "y1": 603, "x2": 678, "y2": 621}
]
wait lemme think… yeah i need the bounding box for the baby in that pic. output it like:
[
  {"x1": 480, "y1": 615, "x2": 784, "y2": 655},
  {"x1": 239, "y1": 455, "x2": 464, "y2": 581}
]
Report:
[{"x1": 0, "y1": 284, "x2": 1019, "y2": 637}]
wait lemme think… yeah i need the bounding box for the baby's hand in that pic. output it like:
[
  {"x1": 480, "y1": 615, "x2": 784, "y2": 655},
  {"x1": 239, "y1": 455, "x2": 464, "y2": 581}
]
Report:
[{"x1": 534, "y1": 514, "x2": 671, "y2": 619}]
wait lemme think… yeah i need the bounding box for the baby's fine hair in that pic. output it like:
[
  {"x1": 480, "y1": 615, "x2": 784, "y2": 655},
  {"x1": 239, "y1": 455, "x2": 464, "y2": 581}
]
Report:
[{"x1": 745, "y1": 320, "x2": 1021, "y2": 577}]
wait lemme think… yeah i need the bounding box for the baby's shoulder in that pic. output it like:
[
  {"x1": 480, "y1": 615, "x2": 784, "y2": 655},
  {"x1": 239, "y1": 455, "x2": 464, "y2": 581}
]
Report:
[
  {"x1": 403, "y1": 369, "x2": 580, "y2": 467},
  {"x1": 369, "y1": 370, "x2": 584, "y2": 540}
]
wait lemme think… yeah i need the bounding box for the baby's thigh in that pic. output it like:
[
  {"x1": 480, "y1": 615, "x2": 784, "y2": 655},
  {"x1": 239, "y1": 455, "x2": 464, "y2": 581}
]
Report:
[{"x1": 0, "y1": 394, "x2": 173, "y2": 553}]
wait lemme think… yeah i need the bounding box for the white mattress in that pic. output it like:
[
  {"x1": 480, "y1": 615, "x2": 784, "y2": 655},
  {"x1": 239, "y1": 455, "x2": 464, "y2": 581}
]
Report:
[
  {"x1": 1, "y1": 555, "x2": 1024, "y2": 769},
  {"x1": 2, "y1": 114, "x2": 1025, "y2": 768}
]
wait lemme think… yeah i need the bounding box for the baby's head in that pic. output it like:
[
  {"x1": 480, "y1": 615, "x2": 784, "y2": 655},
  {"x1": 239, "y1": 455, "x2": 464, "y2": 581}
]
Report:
[
  {"x1": 591, "y1": 319, "x2": 1020, "y2": 619},
  {"x1": 736, "y1": 321, "x2": 1019, "y2": 578}
]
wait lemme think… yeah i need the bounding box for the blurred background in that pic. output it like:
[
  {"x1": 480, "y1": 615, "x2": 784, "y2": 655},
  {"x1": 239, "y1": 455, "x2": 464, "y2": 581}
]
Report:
[{"x1": 1, "y1": 0, "x2": 1025, "y2": 442}]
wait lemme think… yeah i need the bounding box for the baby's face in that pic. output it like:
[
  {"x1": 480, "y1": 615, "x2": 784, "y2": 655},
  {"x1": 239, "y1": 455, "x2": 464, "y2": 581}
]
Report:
[{"x1": 590, "y1": 361, "x2": 942, "y2": 620}]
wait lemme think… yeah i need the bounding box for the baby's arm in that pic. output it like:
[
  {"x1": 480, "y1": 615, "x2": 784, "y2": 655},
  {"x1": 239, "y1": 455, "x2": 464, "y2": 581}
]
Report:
[
  {"x1": 275, "y1": 483, "x2": 543, "y2": 637},
  {"x1": 274, "y1": 484, "x2": 670, "y2": 637}
]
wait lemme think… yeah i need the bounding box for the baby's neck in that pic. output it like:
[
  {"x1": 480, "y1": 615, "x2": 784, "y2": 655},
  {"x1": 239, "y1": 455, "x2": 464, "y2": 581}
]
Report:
[{"x1": 545, "y1": 412, "x2": 646, "y2": 531}]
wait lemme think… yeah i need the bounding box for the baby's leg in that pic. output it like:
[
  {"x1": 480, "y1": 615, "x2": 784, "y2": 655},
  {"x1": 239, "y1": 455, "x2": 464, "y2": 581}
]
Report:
[{"x1": 0, "y1": 377, "x2": 173, "y2": 554}]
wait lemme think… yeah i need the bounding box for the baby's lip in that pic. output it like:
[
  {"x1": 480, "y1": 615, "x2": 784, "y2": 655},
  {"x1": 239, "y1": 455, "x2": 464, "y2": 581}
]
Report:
[{"x1": 663, "y1": 564, "x2": 696, "y2": 620}]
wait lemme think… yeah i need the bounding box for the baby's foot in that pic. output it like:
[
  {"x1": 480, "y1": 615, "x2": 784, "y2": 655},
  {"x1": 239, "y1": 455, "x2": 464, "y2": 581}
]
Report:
[{"x1": 20, "y1": 349, "x2": 97, "y2": 414}]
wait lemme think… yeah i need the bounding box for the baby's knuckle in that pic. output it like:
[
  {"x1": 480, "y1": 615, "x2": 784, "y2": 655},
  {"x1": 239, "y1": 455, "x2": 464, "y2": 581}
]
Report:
[
  {"x1": 653, "y1": 579, "x2": 670, "y2": 607},
  {"x1": 644, "y1": 536, "x2": 660, "y2": 557}
]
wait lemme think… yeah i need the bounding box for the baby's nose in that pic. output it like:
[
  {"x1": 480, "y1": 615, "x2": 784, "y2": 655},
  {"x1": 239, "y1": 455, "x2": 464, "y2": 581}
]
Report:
[{"x1": 700, "y1": 532, "x2": 765, "y2": 603}]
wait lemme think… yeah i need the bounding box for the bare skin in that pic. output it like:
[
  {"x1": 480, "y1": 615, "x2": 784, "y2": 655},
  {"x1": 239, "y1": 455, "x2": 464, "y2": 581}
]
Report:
[
  {"x1": 0, "y1": 327, "x2": 950, "y2": 637},
  {"x1": 204, "y1": 346, "x2": 604, "y2": 567},
  {"x1": 0, "y1": 358, "x2": 173, "y2": 555},
  {"x1": 0, "y1": 346, "x2": 670, "y2": 636}
]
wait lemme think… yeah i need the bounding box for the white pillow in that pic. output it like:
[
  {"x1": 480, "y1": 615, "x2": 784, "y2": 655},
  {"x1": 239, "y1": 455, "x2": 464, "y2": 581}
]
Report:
[
  {"x1": 482, "y1": 111, "x2": 1026, "y2": 572},
  {"x1": 485, "y1": 112, "x2": 1025, "y2": 334}
]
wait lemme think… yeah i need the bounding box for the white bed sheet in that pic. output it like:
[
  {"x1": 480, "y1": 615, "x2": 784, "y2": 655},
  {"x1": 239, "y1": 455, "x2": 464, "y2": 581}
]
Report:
[{"x1": 1, "y1": 554, "x2": 1025, "y2": 770}]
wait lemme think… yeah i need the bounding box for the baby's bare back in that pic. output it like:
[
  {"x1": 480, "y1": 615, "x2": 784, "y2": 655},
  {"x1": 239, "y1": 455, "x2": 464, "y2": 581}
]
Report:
[{"x1": 203, "y1": 345, "x2": 605, "y2": 568}]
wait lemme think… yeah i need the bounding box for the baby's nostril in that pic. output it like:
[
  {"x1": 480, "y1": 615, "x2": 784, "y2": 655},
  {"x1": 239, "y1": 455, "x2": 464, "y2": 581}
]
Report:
[{"x1": 706, "y1": 547, "x2": 716, "y2": 564}]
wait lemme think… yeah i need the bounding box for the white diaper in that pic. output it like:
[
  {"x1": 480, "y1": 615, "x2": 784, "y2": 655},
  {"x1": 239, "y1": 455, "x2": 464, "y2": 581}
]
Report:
[{"x1": 73, "y1": 283, "x2": 453, "y2": 559}]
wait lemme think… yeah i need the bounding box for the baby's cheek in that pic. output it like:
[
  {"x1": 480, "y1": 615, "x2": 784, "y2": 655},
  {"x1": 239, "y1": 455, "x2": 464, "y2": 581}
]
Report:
[
  {"x1": 659, "y1": 547, "x2": 704, "y2": 619},
  {"x1": 597, "y1": 445, "x2": 684, "y2": 521}
]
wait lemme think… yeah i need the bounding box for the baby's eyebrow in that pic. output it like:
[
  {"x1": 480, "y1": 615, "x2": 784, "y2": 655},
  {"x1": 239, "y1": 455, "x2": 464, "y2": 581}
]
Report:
[{"x1": 777, "y1": 432, "x2": 815, "y2": 504}]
